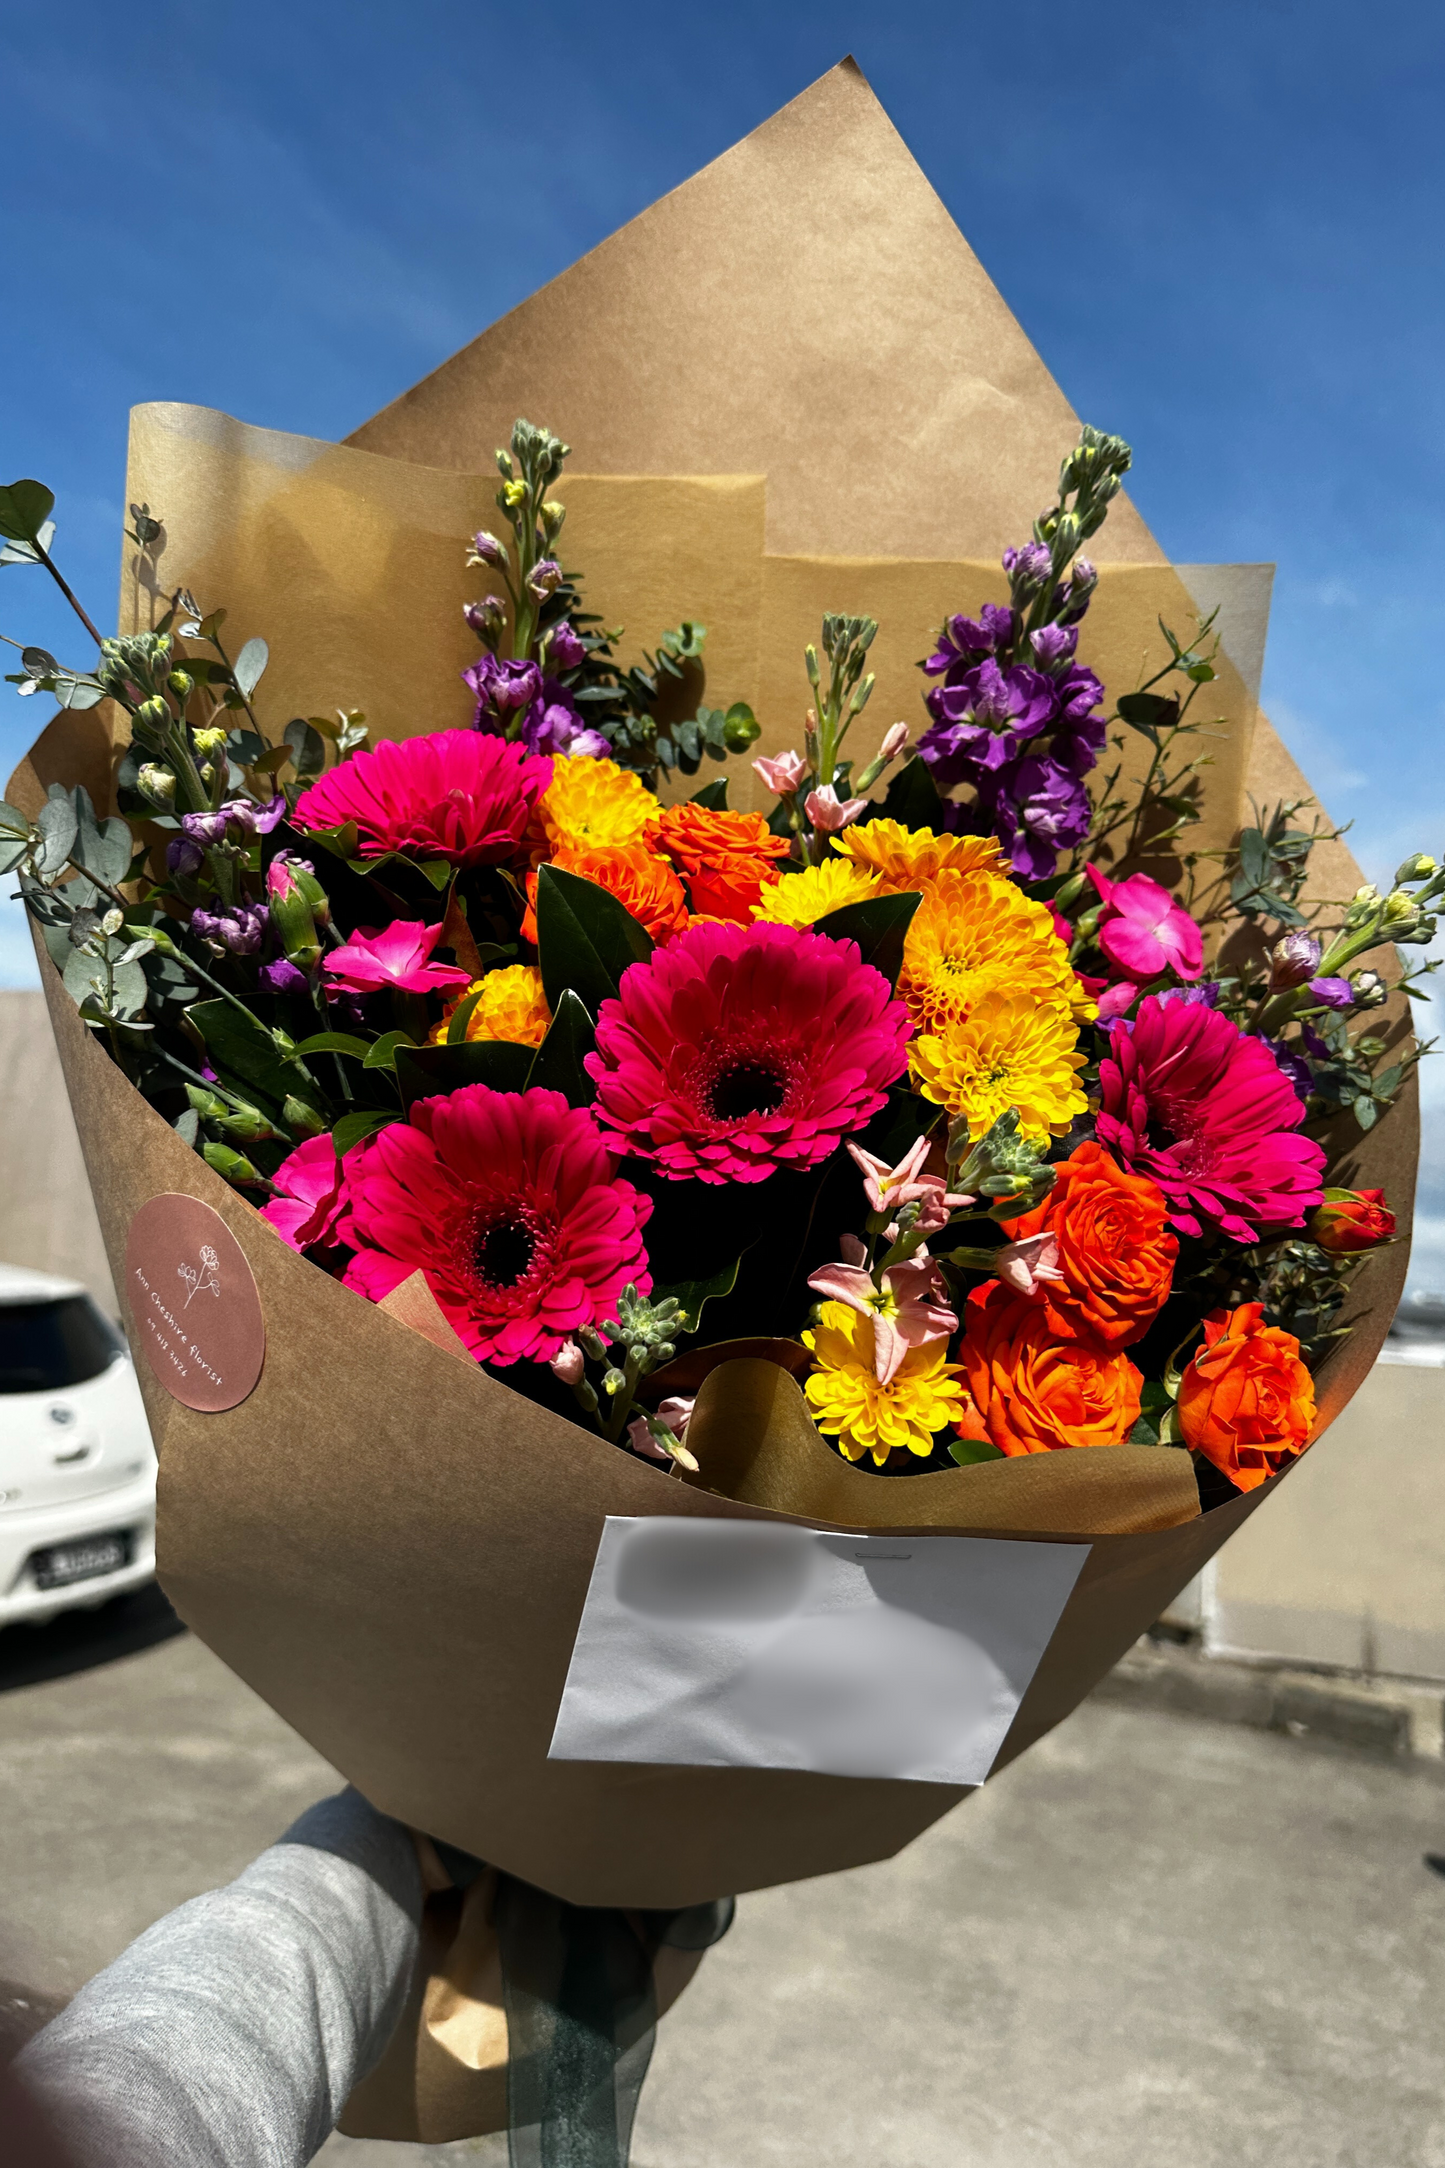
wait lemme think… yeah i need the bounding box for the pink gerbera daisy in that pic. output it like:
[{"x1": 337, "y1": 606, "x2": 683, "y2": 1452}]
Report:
[
  {"x1": 1096, "y1": 995, "x2": 1326, "y2": 1242},
  {"x1": 342, "y1": 1085, "x2": 652, "y2": 1365},
  {"x1": 584, "y1": 920, "x2": 911, "y2": 1184},
  {"x1": 293, "y1": 731, "x2": 551, "y2": 868}
]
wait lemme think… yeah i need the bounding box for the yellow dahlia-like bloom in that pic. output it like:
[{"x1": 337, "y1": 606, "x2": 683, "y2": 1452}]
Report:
[
  {"x1": 832, "y1": 819, "x2": 1008, "y2": 892},
  {"x1": 537, "y1": 755, "x2": 663, "y2": 855},
  {"x1": 803, "y1": 1300, "x2": 968, "y2": 1466},
  {"x1": 909, "y1": 989, "x2": 1089, "y2": 1143},
  {"x1": 899, "y1": 868, "x2": 1091, "y2": 1036},
  {"x1": 751, "y1": 857, "x2": 883, "y2": 927},
  {"x1": 429, "y1": 964, "x2": 552, "y2": 1048}
]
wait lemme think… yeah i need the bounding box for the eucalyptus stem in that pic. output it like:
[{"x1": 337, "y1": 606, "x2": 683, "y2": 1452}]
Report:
[{"x1": 32, "y1": 537, "x2": 105, "y2": 649}]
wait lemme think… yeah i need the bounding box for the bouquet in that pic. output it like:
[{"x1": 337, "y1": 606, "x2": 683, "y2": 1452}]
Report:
[{"x1": 2, "y1": 59, "x2": 1429, "y2": 2153}]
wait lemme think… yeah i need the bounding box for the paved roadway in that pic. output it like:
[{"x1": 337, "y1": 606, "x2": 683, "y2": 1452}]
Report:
[{"x1": 3, "y1": 1590, "x2": 1445, "y2": 2167}]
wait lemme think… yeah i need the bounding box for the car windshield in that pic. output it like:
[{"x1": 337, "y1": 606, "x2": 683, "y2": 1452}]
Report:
[{"x1": 0, "y1": 1296, "x2": 124, "y2": 1393}]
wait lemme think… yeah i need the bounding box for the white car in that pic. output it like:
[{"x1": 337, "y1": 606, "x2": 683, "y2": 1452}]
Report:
[{"x1": 0, "y1": 1262, "x2": 157, "y2": 1626}]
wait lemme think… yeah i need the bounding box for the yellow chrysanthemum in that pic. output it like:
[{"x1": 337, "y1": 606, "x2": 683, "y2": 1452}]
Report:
[
  {"x1": 537, "y1": 755, "x2": 662, "y2": 855},
  {"x1": 429, "y1": 964, "x2": 552, "y2": 1048},
  {"x1": 899, "y1": 867, "x2": 1093, "y2": 1035},
  {"x1": 909, "y1": 989, "x2": 1089, "y2": 1143},
  {"x1": 803, "y1": 1301, "x2": 968, "y2": 1467},
  {"x1": 751, "y1": 858, "x2": 884, "y2": 927},
  {"x1": 832, "y1": 819, "x2": 1008, "y2": 892}
]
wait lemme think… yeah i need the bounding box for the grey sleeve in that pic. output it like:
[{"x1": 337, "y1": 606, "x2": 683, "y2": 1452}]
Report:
[{"x1": 16, "y1": 1787, "x2": 423, "y2": 2168}]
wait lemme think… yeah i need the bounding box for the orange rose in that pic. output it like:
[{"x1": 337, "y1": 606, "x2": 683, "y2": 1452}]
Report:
[
  {"x1": 955, "y1": 1279, "x2": 1143, "y2": 1456},
  {"x1": 656, "y1": 802, "x2": 790, "y2": 922},
  {"x1": 1001, "y1": 1141, "x2": 1177, "y2": 1350},
  {"x1": 523, "y1": 841, "x2": 690, "y2": 946},
  {"x1": 1176, "y1": 1302, "x2": 1315, "y2": 1493},
  {"x1": 1308, "y1": 1187, "x2": 1396, "y2": 1254}
]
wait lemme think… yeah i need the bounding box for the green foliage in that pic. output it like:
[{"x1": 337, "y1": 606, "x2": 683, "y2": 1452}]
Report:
[
  {"x1": 526, "y1": 989, "x2": 596, "y2": 1107},
  {"x1": 394, "y1": 1039, "x2": 534, "y2": 1110},
  {"x1": 533, "y1": 864, "x2": 653, "y2": 1015},
  {"x1": 812, "y1": 890, "x2": 921, "y2": 989}
]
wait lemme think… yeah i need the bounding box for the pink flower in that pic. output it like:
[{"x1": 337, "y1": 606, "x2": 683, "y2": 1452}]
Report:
[
  {"x1": 878, "y1": 722, "x2": 910, "y2": 763},
  {"x1": 807, "y1": 1252, "x2": 958, "y2": 1384},
  {"x1": 753, "y1": 749, "x2": 809, "y2": 796},
  {"x1": 294, "y1": 730, "x2": 551, "y2": 868},
  {"x1": 343, "y1": 1085, "x2": 653, "y2": 1366},
  {"x1": 846, "y1": 1135, "x2": 972, "y2": 1235},
  {"x1": 586, "y1": 920, "x2": 910, "y2": 1184},
  {"x1": 1087, "y1": 866, "x2": 1204, "y2": 982},
  {"x1": 627, "y1": 1394, "x2": 699, "y2": 1467},
  {"x1": 993, "y1": 1231, "x2": 1063, "y2": 1295},
  {"x1": 549, "y1": 1339, "x2": 586, "y2": 1385},
  {"x1": 1096, "y1": 995, "x2": 1327, "y2": 1242},
  {"x1": 323, "y1": 919, "x2": 475, "y2": 998},
  {"x1": 260, "y1": 1134, "x2": 357, "y2": 1253},
  {"x1": 805, "y1": 784, "x2": 869, "y2": 833}
]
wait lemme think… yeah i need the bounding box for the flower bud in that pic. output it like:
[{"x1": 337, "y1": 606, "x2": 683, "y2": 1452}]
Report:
[
  {"x1": 1268, "y1": 930, "x2": 1322, "y2": 991},
  {"x1": 541, "y1": 500, "x2": 566, "y2": 538},
  {"x1": 1395, "y1": 853, "x2": 1437, "y2": 885},
  {"x1": 135, "y1": 695, "x2": 170, "y2": 731},
  {"x1": 467, "y1": 530, "x2": 508, "y2": 569},
  {"x1": 753, "y1": 749, "x2": 809, "y2": 796},
  {"x1": 192, "y1": 725, "x2": 228, "y2": 754},
  {"x1": 1003, "y1": 541, "x2": 1053, "y2": 592},
  {"x1": 879, "y1": 721, "x2": 910, "y2": 762},
  {"x1": 1309, "y1": 1187, "x2": 1396, "y2": 1254},
  {"x1": 464, "y1": 595, "x2": 508, "y2": 645},
  {"x1": 101, "y1": 907, "x2": 124, "y2": 937},
  {"x1": 502, "y1": 479, "x2": 527, "y2": 508},
  {"x1": 165, "y1": 836, "x2": 205, "y2": 879},
  {"x1": 281, "y1": 1095, "x2": 329, "y2": 1139},
  {"x1": 201, "y1": 1140, "x2": 263, "y2": 1188},
  {"x1": 266, "y1": 851, "x2": 325, "y2": 970},
  {"x1": 549, "y1": 1340, "x2": 586, "y2": 1386},
  {"x1": 168, "y1": 670, "x2": 194, "y2": 700},
  {"x1": 1351, "y1": 969, "x2": 1387, "y2": 1009},
  {"x1": 137, "y1": 763, "x2": 177, "y2": 810},
  {"x1": 1383, "y1": 888, "x2": 1415, "y2": 923},
  {"x1": 526, "y1": 557, "x2": 563, "y2": 601}
]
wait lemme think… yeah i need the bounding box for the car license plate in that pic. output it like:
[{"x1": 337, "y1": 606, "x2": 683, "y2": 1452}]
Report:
[{"x1": 29, "y1": 1532, "x2": 130, "y2": 1590}]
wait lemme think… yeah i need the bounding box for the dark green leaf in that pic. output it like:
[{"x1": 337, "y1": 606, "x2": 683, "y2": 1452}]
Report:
[
  {"x1": 689, "y1": 777, "x2": 730, "y2": 810},
  {"x1": 873, "y1": 754, "x2": 942, "y2": 831},
  {"x1": 812, "y1": 889, "x2": 922, "y2": 989},
  {"x1": 418, "y1": 858, "x2": 453, "y2": 891},
  {"x1": 525, "y1": 989, "x2": 596, "y2": 1106},
  {"x1": 948, "y1": 1437, "x2": 1005, "y2": 1466},
  {"x1": 1236, "y1": 828, "x2": 1269, "y2": 890},
  {"x1": 187, "y1": 999, "x2": 326, "y2": 1116},
  {"x1": 0, "y1": 479, "x2": 56, "y2": 544},
  {"x1": 283, "y1": 716, "x2": 325, "y2": 783},
  {"x1": 655, "y1": 1258, "x2": 741, "y2": 1335},
  {"x1": 362, "y1": 1029, "x2": 419, "y2": 1073},
  {"x1": 534, "y1": 864, "x2": 654, "y2": 1015},
  {"x1": 1116, "y1": 691, "x2": 1180, "y2": 739},
  {"x1": 290, "y1": 1031, "x2": 372, "y2": 1060},
  {"x1": 446, "y1": 987, "x2": 487, "y2": 1045},
  {"x1": 395, "y1": 1039, "x2": 534, "y2": 1111},
  {"x1": 332, "y1": 1109, "x2": 399, "y2": 1157},
  {"x1": 1126, "y1": 1414, "x2": 1161, "y2": 1445}
]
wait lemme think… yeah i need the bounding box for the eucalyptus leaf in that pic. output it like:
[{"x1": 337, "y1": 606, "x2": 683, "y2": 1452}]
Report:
[
  {"x1": 0, "y1": 479, "x2": 56, "y2": 544},
  {"x1": 525, "y1": 989, "x2": 596, "y2": 1106},
  {"x1": 71, "y1": 786, "x2": 133, "y2": 886},
  {"x1": 812, "y1": 889, "x2": 921, "y2": 989},
  {"x1": 283, "y1": 716, "x2": 326, "y2": 782},
  {"x1": 534, "y1": 864, "x2": 654, "y2": 1016},
  {"x1": 0, "y1": 520, "x2": 56, "y2": 566},
  {"x1": 233, "y1": 637, "x2": 270, "y2": 700},
  {"x1": 34, "y1": 796, "x2": 78, "y2": 877},
  {"x1": 173, "y1": 1107, "x2": 201, "y2": 1148}
]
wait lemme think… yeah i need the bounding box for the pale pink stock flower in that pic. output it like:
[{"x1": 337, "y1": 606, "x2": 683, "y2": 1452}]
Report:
[
  {"x1": 839, "y1": 1232, "x2": 868, "y2": 1267},
  {"x1": 993, "y1": 1231, "x2": 1064, "y2": 1295},
  {"x1": 878, "y1": 722, "x2": 910, "y2": 762},
  {"x1": 753, "y1": 749, "x2": 809, "y2": 796},
  {"x1": 549, "y1": 1340, "x2": 586, "y2": 1386},
  {"x1": 845, "y1": 1136, "x2": 973, "y2": 1235},
  {"x1": 805, "y1": 784, "x2": 869, "y2": 833},
  {"x1": 323, "y1": 919, "x2": 474, "y2": 998},
  {"x1": 807, "y1": 1252, "x2": 958, "y2": 1385}
]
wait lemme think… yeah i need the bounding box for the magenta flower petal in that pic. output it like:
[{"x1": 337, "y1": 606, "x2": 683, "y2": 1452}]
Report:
[
  {"x1": 585, "y1": 921, "x2": 911, "y2": 1185},
  {"x1": 1096, "y1": 995, "x2": 1326, "y2": 1242},
  {"x1": 294, "y1": 730, "x2": 551, "y2": 868},
  {"x1": 323, "y1": 919, "x2": 475, "y2": 997},
  {"x1": 343, "y1": 1085, "x2": 652, "y2": 1366},
  {"x1": 260, "y1": 1133, "x2": 357, "y2": 1252}
]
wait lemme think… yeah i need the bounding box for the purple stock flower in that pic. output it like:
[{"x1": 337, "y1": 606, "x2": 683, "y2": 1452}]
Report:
[
  {"x1": 179, "y1": 797, "x2": 284, "y2": 848},
  {"x1": 1029, "y1": 623, "x2": 1079, "y2": 669},
  {"x1": 191, "y1": 902, "x2": 268, "y2": 955},
  {"x1": 166, "y1": 835, "x2": 205, "y2": 878},
  {"x1": 1301, "y1": 1021, "x2": 1334, "y2": 1062},
  {"x1": 980, "y1": 757, "x2": 1092, "y2": 879},
  {"x1": 544, "y1": 621, "x2": 586, "y2": 671},
  {"x1": 1269, "y1": 931, "x2": 1322, "y2": 990},
  {"x1": 1155, "y1": 981, "x2": 1222, "y2": 1010},
  {"x1": 1308, "y1": 976, "x2": 1355, "y2": 1009},
  {"x1": 463, "y1": 652, "x2": 544, "y2": 727},
  {"x1": 920, "y1": 660, "x2": 1059, "y2": 782},
  {"x1": 1002, "y1": 542, "x2": 1053, "y2": 590},
  {"x1": 261, "y1": 957, "x2": 311, "y2": 996},
  {"x1": 181, "y1": 809, "x2": 229, "y2": 847},
  {"x1": 1264, "y1": 1036, "x2": 1314, "y2": 1103},
  {"x1": 923, "y1": 604, "x2": 1017, "y2": 676},
  {"x1": 518, "y1": 682, "x2": 609, "y2": 759}
]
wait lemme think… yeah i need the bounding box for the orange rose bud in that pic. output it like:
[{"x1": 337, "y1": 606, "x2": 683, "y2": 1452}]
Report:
[
  {"x1": 522, "y1": 841, "x2": 690, "y2": 946},
  {"x1": 1001, "y1": 1140, "x2": 1177, "y2": 1350},
  {"x1": 656, "y1": 802, "x2": 790, "y2": 923},
  {"x1": 954, "y1": 1279, "x2": 1144, "y2": 1456},
  {"x1": 1176, "y1": 1302, "x2": 1316, "y2": 1493},
  {"x1": 1308, "y1": 1187, "x2": 1396, "y2": 1254}
]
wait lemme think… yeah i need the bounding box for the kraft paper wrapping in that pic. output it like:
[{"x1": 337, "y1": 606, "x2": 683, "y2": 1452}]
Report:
[{"x1": 11, "y1": 56, "x2": 1418, "y2": 1924}]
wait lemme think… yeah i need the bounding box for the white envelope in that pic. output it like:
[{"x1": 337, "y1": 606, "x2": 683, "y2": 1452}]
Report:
[{"x1": 549, "y1": 1517, "x2": 1090, "y2": 1786}]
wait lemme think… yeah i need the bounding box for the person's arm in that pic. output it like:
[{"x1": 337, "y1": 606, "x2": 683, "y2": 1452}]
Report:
[{"x1": 15, "y1": 1788, "x2": 422, "y2": 2168}]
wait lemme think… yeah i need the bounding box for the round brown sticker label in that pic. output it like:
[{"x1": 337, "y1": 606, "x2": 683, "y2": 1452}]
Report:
[{"x1": 124, "y1": 1193, "x2": 266, "y2": 1412}]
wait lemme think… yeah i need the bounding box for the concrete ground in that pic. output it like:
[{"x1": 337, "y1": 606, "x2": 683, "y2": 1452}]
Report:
[{"x1": 4, "y1": 1592, "x2": 1445, "y2": 2167}]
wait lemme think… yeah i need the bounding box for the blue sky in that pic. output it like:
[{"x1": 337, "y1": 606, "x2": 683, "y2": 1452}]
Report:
[{"x1": 3, "y1": 0, "x2": 1442, "y2": 1289}]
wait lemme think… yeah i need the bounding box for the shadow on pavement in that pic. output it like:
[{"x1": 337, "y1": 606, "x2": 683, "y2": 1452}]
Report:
[{"x1": 0, "y1": 1583, "x2": 184, "y2": 1695}]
